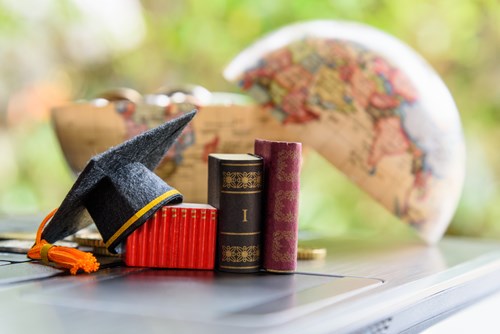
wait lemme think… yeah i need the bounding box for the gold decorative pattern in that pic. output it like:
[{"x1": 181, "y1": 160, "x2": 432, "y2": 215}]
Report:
[
  {"x1": 274, "y1": 190, "x2": 298, "y2": 223},
  {"x1": 271, "y1": 230, "x2": 296, "y2": 263},
  {"x1": 222, "y1": 171, "x2": 262, "y2": 189},
  {"x1": 277, "y1": 149, "x2": 301, "y2": 182},
  {"x1": 221, "y1": 245, "x2": 260, "y2": 263}
]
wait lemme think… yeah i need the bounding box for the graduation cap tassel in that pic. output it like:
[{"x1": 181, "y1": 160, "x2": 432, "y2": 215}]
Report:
[{"x1": 28, "y1": 208, "x2": 100, "y2": 275}]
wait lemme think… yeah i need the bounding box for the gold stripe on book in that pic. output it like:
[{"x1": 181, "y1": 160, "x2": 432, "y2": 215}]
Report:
[
  {"x1": 220, "y1": 232, "x2": 261, "y2": 236},
  {"x1": 221, "y1": 190, "x2": 262, "y2": 194},
  {"x1": 221, "y1": 163, "x2": 263, "y2": 167},
  {"x1": 219, "y1": 265, "x2": 260, "y2": 270}
]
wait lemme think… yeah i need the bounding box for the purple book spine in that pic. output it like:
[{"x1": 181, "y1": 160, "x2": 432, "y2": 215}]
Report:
[{"x1": 255, "y1": 139, "x2": 301, "y2": 273}]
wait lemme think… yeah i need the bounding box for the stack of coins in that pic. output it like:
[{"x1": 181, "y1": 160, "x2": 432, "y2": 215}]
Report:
[
  {"x1": 297, "y1": 247, "x2": 327, "y2": 260},
  {"x1": 74, "y1": 230, "x2": 121, "y2": 257},
  {"x1": 0, "y1": 239, "x2": 78, "y2": 254}
]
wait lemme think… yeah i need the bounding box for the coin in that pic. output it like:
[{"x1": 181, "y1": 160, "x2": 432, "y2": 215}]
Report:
[
  {"x1": 74, "y1": 231, "x2": 106, "y2": 248},
  {"x1": 73, "y1": 231, "x2": 122, "y2": 257},
  {"x1": 297, "y1": 247, "x2": 327, "y2": 260},
  {"x1": 0, "y1": 232, "x2": 36, "y2": 241},
  {"x1": 0, "y1": 240, "x2": 78, "y2": 254},
  {"x1": 96, "y1": 87, "x2": 142, "y2": 103},
  {"x1": 90, "y1": 247, "x2": 122, "y2": 257}
]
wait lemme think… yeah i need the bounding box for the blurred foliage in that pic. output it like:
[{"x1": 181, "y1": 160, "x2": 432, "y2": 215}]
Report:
[{"x1": 0, "y1": 0, "x2": 499, "y2": 240}]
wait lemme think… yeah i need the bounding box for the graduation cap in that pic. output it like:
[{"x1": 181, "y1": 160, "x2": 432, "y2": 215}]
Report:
[{"x1": 28, "y1": 110, "x2": 197, "y2": 274}]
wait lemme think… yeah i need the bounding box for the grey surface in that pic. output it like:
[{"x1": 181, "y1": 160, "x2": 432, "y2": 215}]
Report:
[
  {"x1": 0, "y1": 252, "x2": 31, "y2": 262},
  {"x1": 0, "y1": 262, "x2": 63, "y2": 284},
  {"x1": 26, "y1": 270, "x2": 380, "y2": 325},
  {"x1": 1, "y1": 215, "x2": 500, "y2": 333}
]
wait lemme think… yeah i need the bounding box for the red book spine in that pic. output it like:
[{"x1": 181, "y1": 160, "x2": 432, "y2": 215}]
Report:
[
  {"x1": 124, "y1": 223, "x2": 138, "y2": 266},
  {"x1": 169, "y1": 207, "x2": 178, "y2": 267},
  {"x1": 200, "y1": 207, "x2": 208, "y2": 269},
  {"x1": 191, "y1": 209, "x2": 200, "y2": 268},
  {"x1": 206, "y1": 210, "x2": 217, "y2": 269},
  {"x1": 150, "y1": 211, "x2": 160, "y2": 266},
  {"x1": 140, "y1": 214, "x2": 149, "y2": 266},
  {"x1": 178, "y1": 208, "x2": 188, "y2": 268},
  {"x1": 159, "y1": 206, "x2": 169, "y2": 267},
  {"x1": 255, "y1": 139, "x2": 302, "y2": 273},
  {"x1": 186, "y1": 208, "x2": 195, "y2": 268}
]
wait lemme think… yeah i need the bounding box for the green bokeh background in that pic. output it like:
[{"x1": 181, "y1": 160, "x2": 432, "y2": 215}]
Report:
[{"x1": 1, "y1": 0, "x2": 499, "y2": 241}]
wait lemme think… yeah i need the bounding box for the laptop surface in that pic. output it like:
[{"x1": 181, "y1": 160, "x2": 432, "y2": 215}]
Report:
[{"x1": 1, "y1": 216, "x2": 500, "y2": 334}]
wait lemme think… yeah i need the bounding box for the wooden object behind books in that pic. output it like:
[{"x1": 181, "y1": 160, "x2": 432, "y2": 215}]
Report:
[{"x1": 52, "y1": 100, "x2": 288, "y2": 203}]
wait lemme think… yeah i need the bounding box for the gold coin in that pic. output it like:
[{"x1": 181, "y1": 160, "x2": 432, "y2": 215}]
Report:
[
  {"x1": 0, "y1": 240, "x2": 78, "y2": 254},
  {"x1": 74, "y1": 231, "x2": 105, "y2": 248},
  {"x1": 96, "y1": 87, "x2": 142, "y2": 103},
  {"x1": 0, "y1": 232, "x2": 36, "y2": 241},
  {"x1": 91, "y1": 247, "x2": 122, "y2": 257},
  {"x1": 297, "y1": 247, "x2": 327, "y2": 260}
]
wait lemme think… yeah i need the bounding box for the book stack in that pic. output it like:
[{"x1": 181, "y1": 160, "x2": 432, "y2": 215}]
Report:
[{"x1": 125, "y1": 140, "x2": 301, "y2": 273}]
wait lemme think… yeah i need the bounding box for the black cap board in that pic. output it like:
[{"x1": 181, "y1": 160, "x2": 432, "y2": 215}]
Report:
[{"x1": 41, "y1": 109, "x2": 197, "y2": 253}]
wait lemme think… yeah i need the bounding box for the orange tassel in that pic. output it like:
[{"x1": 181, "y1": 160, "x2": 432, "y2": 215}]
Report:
[{"x1": 27, "y1": 208, "x2": 100, "y2": 275}]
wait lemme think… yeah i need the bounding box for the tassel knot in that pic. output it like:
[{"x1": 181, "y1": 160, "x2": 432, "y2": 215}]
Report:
[{"x1": 27, "y1": 208, "x2": 100, "y2": 275}]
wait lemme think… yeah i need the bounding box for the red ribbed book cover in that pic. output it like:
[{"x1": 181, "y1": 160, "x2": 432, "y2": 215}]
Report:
[
  {"x1": 255, "y1": 139, "x2": 302, "y2": 273},
  {"x1": 125, "y1": 203, "x2": 217, "y2": 269}
]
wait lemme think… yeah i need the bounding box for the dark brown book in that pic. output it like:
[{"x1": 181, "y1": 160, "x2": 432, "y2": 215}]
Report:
[
  {"x1": 208, "y1": 153, "x2": 263, "y2": 273},
  {"x1": 255, "y1": 139, "x2": 302, "y2": 273}
]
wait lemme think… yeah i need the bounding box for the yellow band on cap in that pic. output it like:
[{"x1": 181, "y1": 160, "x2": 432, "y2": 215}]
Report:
[{"x1": 105, "y1": 189, "x2": 180, "y2": 249}]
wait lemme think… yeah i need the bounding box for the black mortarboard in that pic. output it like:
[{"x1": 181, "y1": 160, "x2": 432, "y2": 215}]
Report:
[{"x1": 41, "y1": 110, "x2": 197, "y2": 253}]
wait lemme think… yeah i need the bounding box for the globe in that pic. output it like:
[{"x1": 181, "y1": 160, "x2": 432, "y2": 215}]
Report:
[{"x1": 224, "y1": 20, "x2": 466, "y2": 244}]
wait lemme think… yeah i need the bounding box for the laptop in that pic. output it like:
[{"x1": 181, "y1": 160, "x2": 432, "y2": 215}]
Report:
[{"x1": 1, "y1": 215, "x2": 500, "y2": 334}]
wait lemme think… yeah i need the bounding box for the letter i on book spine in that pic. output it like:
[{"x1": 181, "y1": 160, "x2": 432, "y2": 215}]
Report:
[
  {"x1": 208, "y1": 153, "x2": 263, "y2": 273},
  {"x1": 255, "y1": 139, "x2": 302, "y2": 273}
]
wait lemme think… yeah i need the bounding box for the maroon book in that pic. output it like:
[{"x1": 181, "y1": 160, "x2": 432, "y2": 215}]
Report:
[{"x1": 255, "y1": 139, "x2": 302, "y2": 273}]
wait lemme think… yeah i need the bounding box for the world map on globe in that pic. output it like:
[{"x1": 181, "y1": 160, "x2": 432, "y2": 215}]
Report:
[
  {"x1": 224, "y1": 21, "x2": 465, "y2": 243},
  {"x1": 239, "y1": 37, "x2": 430, "y2": 225}
]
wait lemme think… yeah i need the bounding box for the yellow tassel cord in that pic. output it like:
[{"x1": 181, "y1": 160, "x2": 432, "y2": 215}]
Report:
[{"x1": 27, "y1": 208, "x2": 100, "y2": 275}]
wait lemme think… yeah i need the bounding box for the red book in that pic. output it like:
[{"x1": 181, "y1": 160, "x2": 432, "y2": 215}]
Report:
[
  {"x1": 255, "y1": 139, "x2": 302, "y2": 273},
  {"x1": 125, "y1": 203, "x2": 217, "y2": 269}
]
